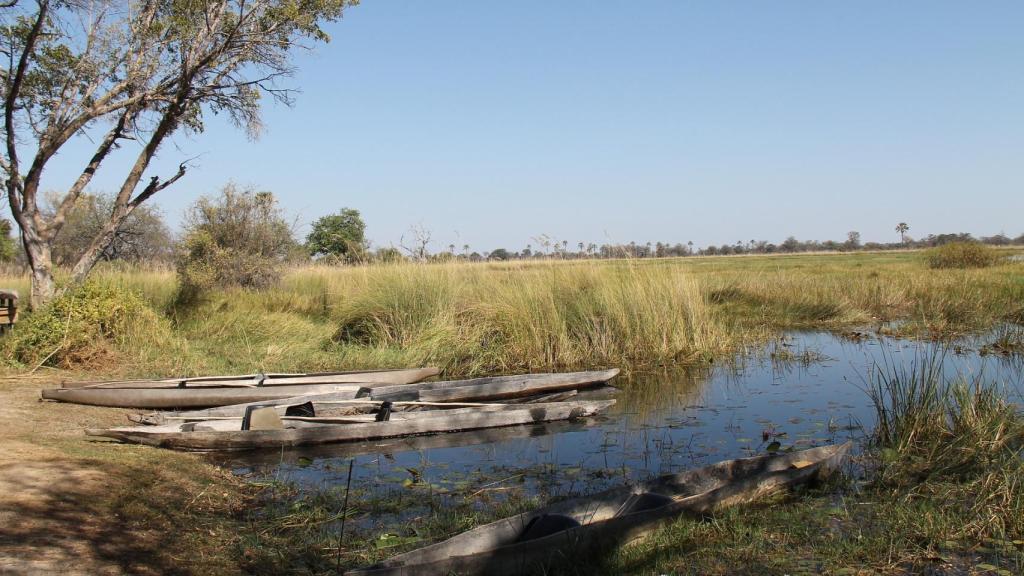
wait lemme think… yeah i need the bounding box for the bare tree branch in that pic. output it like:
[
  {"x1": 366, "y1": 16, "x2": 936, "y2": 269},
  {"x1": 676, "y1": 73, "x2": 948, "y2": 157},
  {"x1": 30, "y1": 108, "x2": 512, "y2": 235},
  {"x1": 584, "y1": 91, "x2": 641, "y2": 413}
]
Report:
[
  {"x1": 46, "y1": 106, "x2": 136, "y2": 237},
  {"x1": 4, "y1": 0, "x2": 50, "y2": 217}
]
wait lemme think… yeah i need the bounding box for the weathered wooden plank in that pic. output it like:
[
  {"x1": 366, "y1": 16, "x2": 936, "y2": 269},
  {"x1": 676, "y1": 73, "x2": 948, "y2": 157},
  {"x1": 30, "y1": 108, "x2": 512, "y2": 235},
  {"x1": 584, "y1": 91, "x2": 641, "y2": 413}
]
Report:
[
  {"x1": 130, "y1": 391, "x2": 370, "y2": 423},
  {"x1": 85, "y1": 400, "x2": 616, "y2": 451},
  {"x1": 510, "y1": 390, "x2": 578, "y2": 404},
  {"x1": 136, "y1": 395, "x2": 503, "y2": 424}
]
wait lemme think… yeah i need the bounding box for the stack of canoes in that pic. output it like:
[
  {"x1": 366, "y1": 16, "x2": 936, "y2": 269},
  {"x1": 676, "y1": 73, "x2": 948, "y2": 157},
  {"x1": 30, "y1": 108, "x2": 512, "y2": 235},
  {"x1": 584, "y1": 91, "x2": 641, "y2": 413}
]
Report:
[{"x1": 40, "y1": 368, "x2": 621, "y2": 451}]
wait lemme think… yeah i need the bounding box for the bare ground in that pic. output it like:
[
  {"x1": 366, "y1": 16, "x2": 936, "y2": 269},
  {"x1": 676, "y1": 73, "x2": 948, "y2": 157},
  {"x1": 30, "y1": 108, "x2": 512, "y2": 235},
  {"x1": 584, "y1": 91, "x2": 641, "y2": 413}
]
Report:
[{"x1": 0, "y1": 372, "x2": 249, "y2": 575}]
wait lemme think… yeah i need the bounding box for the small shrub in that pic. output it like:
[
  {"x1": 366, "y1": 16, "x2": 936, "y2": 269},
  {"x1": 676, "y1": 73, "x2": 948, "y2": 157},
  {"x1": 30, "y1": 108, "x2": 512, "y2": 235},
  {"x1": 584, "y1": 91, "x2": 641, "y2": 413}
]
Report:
[
  {"x1": 176, "y1": 184, "x2": 298, "y2": 300},
  {"x1": 924, "y1": 241, "x2": 999, "y2": 269},
  {"x1": 4, "y1": 280, "x2": 173, "y2": 368}
]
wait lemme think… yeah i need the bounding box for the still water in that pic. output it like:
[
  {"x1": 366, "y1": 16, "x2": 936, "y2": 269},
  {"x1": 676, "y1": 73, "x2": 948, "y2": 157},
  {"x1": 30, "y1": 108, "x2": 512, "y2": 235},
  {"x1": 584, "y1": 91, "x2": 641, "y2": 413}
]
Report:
[{"x1": 216, "y1": 331, "x2": 1023, "y2": 527}]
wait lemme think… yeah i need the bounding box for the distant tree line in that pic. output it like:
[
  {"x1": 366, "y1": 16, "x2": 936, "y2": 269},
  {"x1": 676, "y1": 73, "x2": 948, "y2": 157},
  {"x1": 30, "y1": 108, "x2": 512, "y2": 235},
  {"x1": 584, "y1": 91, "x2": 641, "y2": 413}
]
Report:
[
  {"x1": 475, "y1": 228, "x2": 1024, "y2": 262},
  {"x1": 2, "y1": 193, "x2": 1022, "y2": 296}
]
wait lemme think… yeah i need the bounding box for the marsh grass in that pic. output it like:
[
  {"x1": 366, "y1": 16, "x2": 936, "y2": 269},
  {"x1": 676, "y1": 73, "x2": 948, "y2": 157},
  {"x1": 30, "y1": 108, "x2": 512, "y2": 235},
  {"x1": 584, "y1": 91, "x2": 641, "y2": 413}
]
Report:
[
  {"x1": 982, "y1": 325, "x2": 1024, "y2": 357},
  {"x1": 595, "y1": 486, "x2": 1024, "y2": 575},
  {"x1": 925, "y1": 241, "x2": 1002, "y2": 269},
  {"x1": 1, "y1": 279, "x2": 188, "y2": 371},
  {"x1": 155, "y1": 251, "x2": 1024, "y2": 378},
  {"x1": 324, "y1": 261, "x2": 724, "y2": 375},
  {"x1": 868, "y1": 351, "x2": 1024, "y2": 542},
  {"x1": 0, "y1": 251, "x2": 1021, "y2": 377}
]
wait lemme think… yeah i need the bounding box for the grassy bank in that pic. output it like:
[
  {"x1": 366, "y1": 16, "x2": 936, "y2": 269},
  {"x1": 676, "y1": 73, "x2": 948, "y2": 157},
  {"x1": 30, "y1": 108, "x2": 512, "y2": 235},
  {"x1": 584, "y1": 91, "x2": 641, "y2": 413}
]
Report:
[{"x1": 2, "y1": 250, "x2": 1022, "y2": 378}]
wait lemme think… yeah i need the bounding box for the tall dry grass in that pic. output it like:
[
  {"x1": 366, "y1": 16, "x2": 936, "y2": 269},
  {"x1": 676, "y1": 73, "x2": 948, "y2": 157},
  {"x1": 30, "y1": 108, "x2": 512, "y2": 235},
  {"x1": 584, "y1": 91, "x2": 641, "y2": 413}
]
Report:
[
  {"x1": 176, "y1": 260, "x2": 729, "y2": 376},
  {"x1": 0, "y1": 251, "x2": 1020, "y2": 376},
  {"x1": 328, "y1": 260, "x2": 723, "y2": 374}
]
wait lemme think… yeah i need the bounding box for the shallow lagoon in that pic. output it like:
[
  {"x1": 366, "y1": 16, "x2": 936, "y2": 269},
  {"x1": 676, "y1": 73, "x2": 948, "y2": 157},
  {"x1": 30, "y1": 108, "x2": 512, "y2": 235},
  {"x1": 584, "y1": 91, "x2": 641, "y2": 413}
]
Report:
[{"x1": 217, "y1": 330, "x2": 1023, "y2": 533}]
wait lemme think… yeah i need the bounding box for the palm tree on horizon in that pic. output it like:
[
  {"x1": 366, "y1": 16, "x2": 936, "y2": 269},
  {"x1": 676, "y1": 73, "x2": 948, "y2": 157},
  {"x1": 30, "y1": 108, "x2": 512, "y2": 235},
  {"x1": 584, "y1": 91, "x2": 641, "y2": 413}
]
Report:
[{"x1": 896, "y1": 222, "x2": 910, "y2": 244}]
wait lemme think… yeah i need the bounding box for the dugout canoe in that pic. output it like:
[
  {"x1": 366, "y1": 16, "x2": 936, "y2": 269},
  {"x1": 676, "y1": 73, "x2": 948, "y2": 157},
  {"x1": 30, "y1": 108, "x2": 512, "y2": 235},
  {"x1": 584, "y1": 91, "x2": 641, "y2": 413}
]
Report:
[
  {"x1": 368, "y1": 369, "x2": 620, "y2": 402},
  {"x1": 347, "y1": 442, "x2": 851, "y2": 576},
  {"x1": 40, "y1": 383, "x2": 366, "y2": 409},
  {"x1": 137, "y1": 399, "x2": 588, "y2": 427},
  {"x1": 85, "y1": 399, "x2": 615, "y2": 451},
  {"x1": 131, "y1": 390, "x2": 582, "y2": 425},
  {"x1": 58, "y1": 368, "x2": 440, "y2": 389},
  {"x1": 211, "y1": 418, "x2": 598, "y2": 468}
]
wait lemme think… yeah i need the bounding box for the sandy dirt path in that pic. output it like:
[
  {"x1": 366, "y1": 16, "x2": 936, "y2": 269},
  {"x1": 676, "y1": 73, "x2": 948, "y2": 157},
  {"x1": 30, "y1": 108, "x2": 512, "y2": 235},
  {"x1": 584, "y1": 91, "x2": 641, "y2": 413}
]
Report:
[{"x1": 0, "y1": 373, "x2": 246, "y2": 576}]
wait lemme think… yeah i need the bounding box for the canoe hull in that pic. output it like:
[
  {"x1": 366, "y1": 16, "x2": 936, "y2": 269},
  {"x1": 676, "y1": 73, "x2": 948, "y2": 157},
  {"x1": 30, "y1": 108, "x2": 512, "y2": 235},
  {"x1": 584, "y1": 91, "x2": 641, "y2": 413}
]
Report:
[
  {"x1": 86, "y1": 400, "x2": 616, "y2": 451},
  {"x1": 370, "y1": 369, "x2": 620, "y2": 402},
  {"x1": 59, "y1": 368, "x2": 440, "y2": 389},
  {"x1": 41, "y1": 383, "x2": 365, "y2": 409},
  {"x1": 212, "y1": 419, "x2": 598, "y2": 467}
]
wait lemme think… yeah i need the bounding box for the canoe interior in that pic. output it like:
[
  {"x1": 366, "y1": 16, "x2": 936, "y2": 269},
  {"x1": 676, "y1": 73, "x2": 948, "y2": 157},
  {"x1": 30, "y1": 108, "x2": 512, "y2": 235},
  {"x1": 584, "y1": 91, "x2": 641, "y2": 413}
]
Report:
[
  {"x1": 350, "y1": 443, "x2": 851, "y2": 576},
  {"x1": 138, "y1": 388, "x2": 584, "y2": 424},
  {"x1": 131, "y1": 402, "x2": 604, "y2": 431}
]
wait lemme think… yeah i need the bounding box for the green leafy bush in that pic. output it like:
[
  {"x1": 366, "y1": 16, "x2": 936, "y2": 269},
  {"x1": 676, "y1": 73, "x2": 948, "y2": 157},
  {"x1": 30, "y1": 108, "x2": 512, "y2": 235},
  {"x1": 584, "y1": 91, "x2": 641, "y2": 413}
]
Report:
[
  {"x1": 176, "y1": 185, "x2": 299, "y2": 301},
  {"x1": 924, "y1": 241, "x2": 1000, "y2": 269},
  {"x1": 306, "y1": 208, "x2": 367, "y2": 262},
  {"x1": 4, "y1": 281, "x2": 172, "y2": 368}
]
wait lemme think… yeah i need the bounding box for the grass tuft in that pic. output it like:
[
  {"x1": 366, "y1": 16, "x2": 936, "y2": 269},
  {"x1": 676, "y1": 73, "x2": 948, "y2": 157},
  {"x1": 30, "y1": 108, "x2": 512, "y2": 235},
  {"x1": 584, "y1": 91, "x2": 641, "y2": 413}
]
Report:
[
  {"x1": 925, "y1": 242, "x2": 1002, "y2": 269},
  {"x1": 868, "y1": 351, "x2": 1024, "y2": 541}
]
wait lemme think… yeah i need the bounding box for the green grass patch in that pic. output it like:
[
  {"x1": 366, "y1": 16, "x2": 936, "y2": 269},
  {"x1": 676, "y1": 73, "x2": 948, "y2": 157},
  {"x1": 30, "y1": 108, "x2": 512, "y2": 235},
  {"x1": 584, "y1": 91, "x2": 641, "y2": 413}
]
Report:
[
  {"x1": 2, "y1": 279, "x2": 184, "y2": 370},
  {"x1": 925, "y1": 242, "x2": 1002, "y2": 269}
]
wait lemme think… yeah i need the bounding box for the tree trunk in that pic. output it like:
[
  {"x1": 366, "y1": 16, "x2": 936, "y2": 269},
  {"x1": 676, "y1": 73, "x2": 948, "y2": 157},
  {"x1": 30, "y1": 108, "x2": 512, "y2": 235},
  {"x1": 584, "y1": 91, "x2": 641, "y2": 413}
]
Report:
[
  {"x1": 24, "y1": 235, "x2": 55, "y2": 309},
  {"x1": 69, "y1": 213, "x2": 126, "y2": 285}
]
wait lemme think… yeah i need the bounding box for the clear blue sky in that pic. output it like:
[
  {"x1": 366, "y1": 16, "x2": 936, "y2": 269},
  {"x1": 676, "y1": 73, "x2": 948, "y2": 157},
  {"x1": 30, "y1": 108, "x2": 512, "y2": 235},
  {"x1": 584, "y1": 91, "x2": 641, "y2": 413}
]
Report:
[{"x1": 41, "y1": 0, "x2": 1024, "y2": 252}]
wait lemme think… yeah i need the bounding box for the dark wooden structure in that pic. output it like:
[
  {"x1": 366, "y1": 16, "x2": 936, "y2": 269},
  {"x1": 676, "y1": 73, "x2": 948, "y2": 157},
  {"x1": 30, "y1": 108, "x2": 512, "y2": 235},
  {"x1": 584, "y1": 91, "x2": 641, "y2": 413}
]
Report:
[{"x1": 0, "y1": 290, "x2": 17, "y2": 332}]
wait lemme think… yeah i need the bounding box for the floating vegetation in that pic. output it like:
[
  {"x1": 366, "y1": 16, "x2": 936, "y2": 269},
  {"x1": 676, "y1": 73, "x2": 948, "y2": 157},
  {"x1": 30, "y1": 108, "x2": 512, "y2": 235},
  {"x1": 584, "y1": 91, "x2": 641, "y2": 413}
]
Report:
[
  {"x1": 980, "y1": 325, "x2": 1024, "y2": 357},
  {"x1": 767, "y1": 338, "x2": 833, "y2": 366}
]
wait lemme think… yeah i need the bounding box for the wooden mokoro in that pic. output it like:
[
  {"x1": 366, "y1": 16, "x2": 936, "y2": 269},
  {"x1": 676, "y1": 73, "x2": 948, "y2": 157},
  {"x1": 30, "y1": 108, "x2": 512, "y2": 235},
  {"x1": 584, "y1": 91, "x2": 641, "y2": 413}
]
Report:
[
  {"x1": 132, "y1": 390, "x2": 582, "y2": 425},
  {"x1": 58, "y1": 368, "x2": 440, "y2": 389},
  {"x1": 369, "y1": 369, "x2": 620, "y2": 402},
  {"x1": 85, "y1": 399, "x2": 616, "y2": 451},
  {"x1": 40, "y1": 383, "x2": 366, "y2": 409},
  {"x1": 133, "y1": 398, "x2": 577, "y2": 426},
  {"x1": 211, "y1": 418, "x2": 598, "y2": 468},
  {"x1": 346, "y1": 442, "x2": 852, "y2": 576}
]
